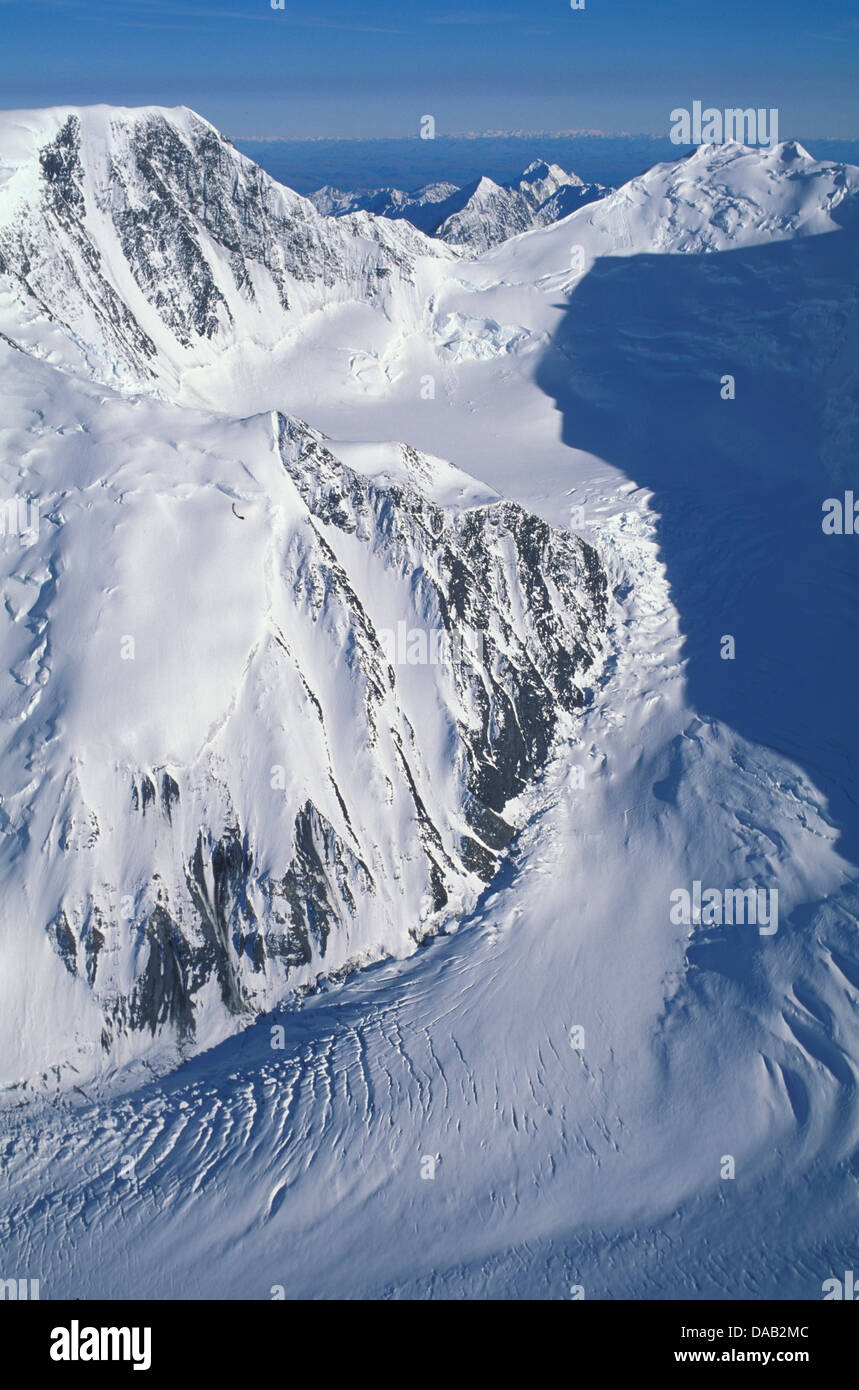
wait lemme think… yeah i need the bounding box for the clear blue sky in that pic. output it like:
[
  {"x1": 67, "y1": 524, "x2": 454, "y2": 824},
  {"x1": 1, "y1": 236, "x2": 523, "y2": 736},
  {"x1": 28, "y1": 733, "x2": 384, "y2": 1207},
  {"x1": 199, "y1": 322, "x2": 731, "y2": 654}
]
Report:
[{"x1": 1, "y1": 0, "x2": 857, "y2": 140}]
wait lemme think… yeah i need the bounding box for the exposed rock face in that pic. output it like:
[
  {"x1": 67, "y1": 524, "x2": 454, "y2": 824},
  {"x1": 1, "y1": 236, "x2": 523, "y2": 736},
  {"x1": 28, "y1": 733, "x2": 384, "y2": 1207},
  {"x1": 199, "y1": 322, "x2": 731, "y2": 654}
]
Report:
[
  {"x1": 277, "y1": 415, "x2": 606, "y2": 854},
  {"x1": 0, "y1": 106, "x2": 452, "y2": 389},
  {"x1": 311, "y1": 160, "x2": 610, "y2": 252},
  {"x1": 0, "y1": 106, "x2": 609, "y2": 1082},
  {"x1": 0, "y1": 383, "x2": 606, "y2": 1071}
]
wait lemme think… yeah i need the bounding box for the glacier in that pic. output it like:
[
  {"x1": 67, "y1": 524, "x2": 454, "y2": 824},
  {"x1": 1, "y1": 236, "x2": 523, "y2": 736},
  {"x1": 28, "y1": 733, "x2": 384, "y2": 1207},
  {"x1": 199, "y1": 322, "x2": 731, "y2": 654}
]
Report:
[{"x1": 0, "y1": 105, "x2": 858, "y2": 1300}]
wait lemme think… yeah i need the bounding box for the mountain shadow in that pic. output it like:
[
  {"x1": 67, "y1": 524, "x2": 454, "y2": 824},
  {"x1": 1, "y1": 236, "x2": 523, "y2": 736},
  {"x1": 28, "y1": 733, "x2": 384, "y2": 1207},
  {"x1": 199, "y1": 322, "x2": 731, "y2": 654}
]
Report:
[{"x1": 536, "y1": 211, "x2": 859, "y2": 864}]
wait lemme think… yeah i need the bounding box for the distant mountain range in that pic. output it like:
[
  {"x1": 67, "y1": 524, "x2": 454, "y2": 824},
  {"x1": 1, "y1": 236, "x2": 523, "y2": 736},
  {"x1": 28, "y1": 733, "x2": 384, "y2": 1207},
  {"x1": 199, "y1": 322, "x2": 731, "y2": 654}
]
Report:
[{"x1": 309, "y1": 159, "x2": 611, "y2": 251}]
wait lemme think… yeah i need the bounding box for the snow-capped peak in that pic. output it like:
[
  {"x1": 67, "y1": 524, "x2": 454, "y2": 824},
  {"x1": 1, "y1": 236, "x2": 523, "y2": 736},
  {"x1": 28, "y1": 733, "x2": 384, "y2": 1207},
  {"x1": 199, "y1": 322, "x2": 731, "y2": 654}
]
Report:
[
  {"x1": 0, "y1": 103, "x2": 454, "y2": 397},
  {"x1": 309, "y1": 158, "x2": 609, "y2": 253}
]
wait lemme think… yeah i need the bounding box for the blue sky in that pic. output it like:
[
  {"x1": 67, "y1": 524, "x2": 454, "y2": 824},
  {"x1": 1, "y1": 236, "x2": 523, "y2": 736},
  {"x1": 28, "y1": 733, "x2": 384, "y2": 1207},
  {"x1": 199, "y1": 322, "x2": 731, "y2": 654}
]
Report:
[{"x1": 1, "y1": 0, "x2": 857, "y2": 140}]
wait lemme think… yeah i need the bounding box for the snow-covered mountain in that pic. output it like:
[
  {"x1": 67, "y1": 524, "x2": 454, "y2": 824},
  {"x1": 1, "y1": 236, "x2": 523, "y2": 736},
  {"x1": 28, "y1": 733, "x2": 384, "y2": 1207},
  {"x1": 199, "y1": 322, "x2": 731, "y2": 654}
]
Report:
[
  {"x1": 0, "y1": 106, "x2": 608, "y2": 1085},
  {"x1": 0, "y1": 357, "x2": 606, "y2": 1082},
  {"x1": 0, "y1": 104, "x2": 455, "y2": 396},
  {"x1": 310, "y1": 159, "x2": 609, "y2": 252},
  {"x1": 310, "y1": 178, "x2": 464, "y2": 233},
  {"x1": 1, "y1": 107, "x2": 859, "y2": 1301}
]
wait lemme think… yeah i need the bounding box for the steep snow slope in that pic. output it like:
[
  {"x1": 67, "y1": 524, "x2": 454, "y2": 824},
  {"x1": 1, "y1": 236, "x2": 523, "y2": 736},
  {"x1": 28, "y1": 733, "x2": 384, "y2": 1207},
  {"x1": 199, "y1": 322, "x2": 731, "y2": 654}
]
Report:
[
  {"x1": 0, "y1": 340, "x2": 606, "y2": 1087},
  {"x1": 423, "y1": 140, "x2": 859, "y2": 371},
  {"x1": 214, "y1": 139, "x2": 859, "y2": 418},
  {"x1": 2, "y1": 481, "x2": 857, "y2": 1299},
  {"x1": 1, "y1": 110, "x2": 859, "y2": 1300},
  {"x1": 3, "y1": 119, "x2": 853, "y2": 419},
  {"x1": 0, "y1": 105, "x2": 455, "y2": 395}
]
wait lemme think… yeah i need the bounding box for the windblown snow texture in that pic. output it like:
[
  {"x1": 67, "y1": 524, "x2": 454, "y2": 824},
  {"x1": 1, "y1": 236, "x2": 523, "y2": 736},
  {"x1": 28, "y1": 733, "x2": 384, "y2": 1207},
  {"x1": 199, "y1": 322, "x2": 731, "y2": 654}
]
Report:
[{"x1": 0, "y1": 108, "x2": 858, "y2": 1301}]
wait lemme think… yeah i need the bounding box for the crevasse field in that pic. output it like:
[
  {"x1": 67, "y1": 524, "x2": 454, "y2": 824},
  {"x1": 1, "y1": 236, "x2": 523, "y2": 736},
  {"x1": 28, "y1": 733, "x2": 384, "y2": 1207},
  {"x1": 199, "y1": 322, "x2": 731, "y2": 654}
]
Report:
[{"x1": 0, "y1": 107, "x2": 858, "y2": 1298}]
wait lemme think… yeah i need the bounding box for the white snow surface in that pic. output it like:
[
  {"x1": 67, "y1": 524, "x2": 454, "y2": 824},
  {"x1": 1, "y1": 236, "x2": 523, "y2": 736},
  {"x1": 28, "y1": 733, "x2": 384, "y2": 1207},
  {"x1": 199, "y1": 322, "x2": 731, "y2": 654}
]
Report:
[{"x1": 1, "y1": 107, "x2": 859, "y2": 1299}]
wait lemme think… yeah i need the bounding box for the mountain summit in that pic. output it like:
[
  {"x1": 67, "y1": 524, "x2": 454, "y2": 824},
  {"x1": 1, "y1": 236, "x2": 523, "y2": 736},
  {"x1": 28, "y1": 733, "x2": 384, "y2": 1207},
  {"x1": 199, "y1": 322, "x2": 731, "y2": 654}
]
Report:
[
  {"x1": 309, "y1": 158, "x2": 609, "y2": 252},
  {"x1": 0, "y1": 105, "x2": 608, "y2": 1084},
  {"x1": 1, "y1": 105, "x2": 859, "y2": 1303}
]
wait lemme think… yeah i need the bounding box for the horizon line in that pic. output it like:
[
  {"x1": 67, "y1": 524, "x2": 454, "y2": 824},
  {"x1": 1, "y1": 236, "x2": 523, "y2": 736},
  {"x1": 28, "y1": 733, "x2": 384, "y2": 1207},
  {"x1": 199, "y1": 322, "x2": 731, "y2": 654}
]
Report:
[{"x1": 233, "y1": 127, "x2": 859, "y2": 146}]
